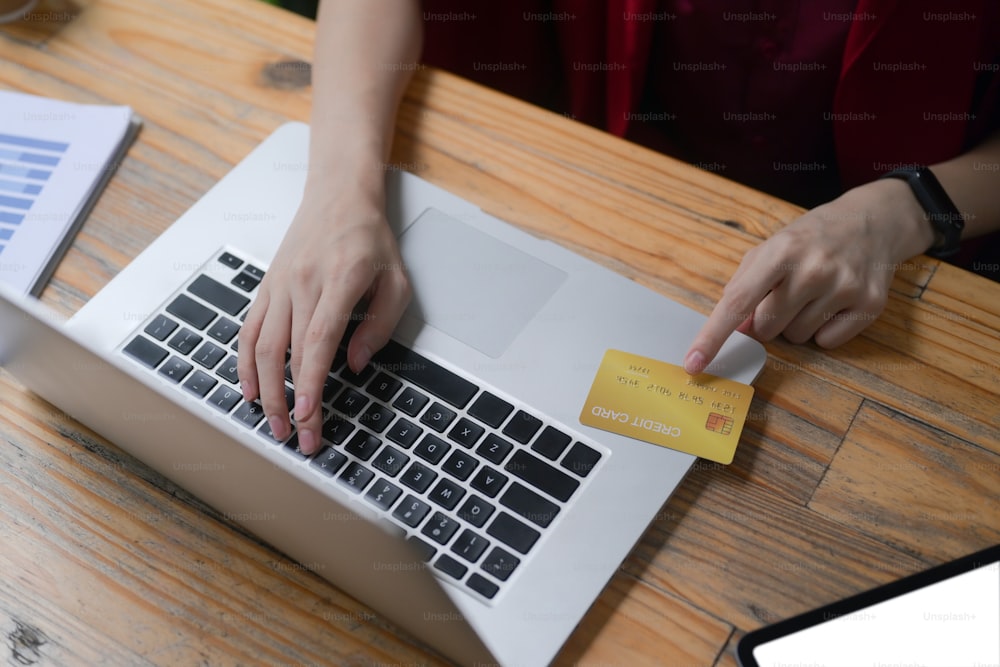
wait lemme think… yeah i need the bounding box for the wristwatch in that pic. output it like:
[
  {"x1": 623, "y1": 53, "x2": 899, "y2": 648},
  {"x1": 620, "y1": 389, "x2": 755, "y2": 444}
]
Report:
[{"x1": 879, "y1": 166, "x2": 964, "y2": 258}]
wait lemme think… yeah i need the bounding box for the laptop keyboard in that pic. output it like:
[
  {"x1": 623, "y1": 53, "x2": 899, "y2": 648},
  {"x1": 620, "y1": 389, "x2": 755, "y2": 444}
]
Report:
[{"x1": 121, "y1": 249, "x2": 604, "y2": 603}]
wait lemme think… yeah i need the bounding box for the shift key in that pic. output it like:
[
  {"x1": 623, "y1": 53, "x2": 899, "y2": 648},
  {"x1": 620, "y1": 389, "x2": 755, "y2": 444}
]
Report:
[
  {"x1": 504, "y1": 450, "x2": 579, "y2": 503},
  {"x1": 188, "y1": 275, "x2": 250, "y2": 316}
]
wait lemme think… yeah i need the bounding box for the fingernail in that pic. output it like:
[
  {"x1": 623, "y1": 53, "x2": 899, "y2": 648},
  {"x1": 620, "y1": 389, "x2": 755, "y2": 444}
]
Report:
[
  {"x1": 268, "y1": 415, "x2": 287, "y2": 441},
  {"x1": 298, "y1": 428, "x2": 317, "y2": 455},
  {"x1": 294, "y1": 394, "x2": 311, "y2": 420},
  {"x1": 684, "y1": 350, "x2": 705, "y2": 375},
  {"x1": 354, "y1": 343, "x2": 373, "y2": 371}
]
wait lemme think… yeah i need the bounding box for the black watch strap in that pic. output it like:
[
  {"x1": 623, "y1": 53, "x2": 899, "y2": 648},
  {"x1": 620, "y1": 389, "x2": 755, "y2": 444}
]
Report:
[{"x1": 879, "y1": 166, "x2": 964, "y2": 258}]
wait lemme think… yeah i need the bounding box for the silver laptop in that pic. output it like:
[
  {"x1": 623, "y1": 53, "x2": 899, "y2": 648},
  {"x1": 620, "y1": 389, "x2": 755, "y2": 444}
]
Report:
[{"x1": 0, "y1": 122, "x2": 767, "y2": 666}]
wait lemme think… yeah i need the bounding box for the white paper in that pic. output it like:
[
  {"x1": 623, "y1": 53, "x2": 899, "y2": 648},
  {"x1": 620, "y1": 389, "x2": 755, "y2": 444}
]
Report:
[{"x1": 0, "y1": 90, "x2": 135, "y2": 294}]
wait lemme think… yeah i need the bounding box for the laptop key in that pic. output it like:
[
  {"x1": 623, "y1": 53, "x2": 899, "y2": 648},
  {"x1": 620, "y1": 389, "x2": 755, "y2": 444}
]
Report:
[
  {"x1": 207, "y1": 317, "x2": 240, "y2": 344},
  {"x1": 481, "y1": 546, "x2": 520, "y2": 581},
  {"x1": 143, "y1": 314, "x2": 177, "y2": 341},
  {"x1": 123, "y1": 336, "x2": 168, "y2": 368},
  {"x1": 344, "y1": 431, "x2": 382, "y2": 461},
  {"x1": 192, "y1": 341, "x2": 226, "y2": 369},
  {"x1": 321, "y1": 375, "x2": 343, "y2": 403},
  {"x1": 476, "y1": 433, "x2": 514, "y2": 465},
  {"x1": 420, "y1": 402, "x2": 456, "y2": 433},
  {"x1": 166, "y1": 294, "x2": 215, "y2": 330},
  {"x1": 399, "y1": 461, "x2": 437, "y2": 493},
  {"x1": 447, "y1": 418, "x2": 484, "y2": 448},
  {"x1": 182, "y1": 369, "x2": 217, "y2": 398},
  {"x1": 329, "y1": 347, "x2": 347, "y2": 373},
  {"x1": 358, "y1": 402, "x2": 395, "y2": 433},
  {"x1": 310, "y1": 446, "x2": 348, "y2": 476},
  {"x1": 456, "y1": 495, "x2": 495, "y2": 528},
  {"x1": 341, "y1": 363, "x2": 375, "y2": 387},
  {"x1": 502, "y1": 410, "x2": 542, "y2": 444},
  {"x1": 216, "y1": 355, "x2": 240, "y2": 384},
  {"x1": 385, "y1": 417, "x2": 422, "y2": 449},
  {"x1": 422, "y1": 512, "x2": 460, "y2": 545},
  {"x1": 470, "y1": 466, "x2": 508, "y2": 498},
  {"x1": 393, "y1": 494, "x2": 431, "y2": 528},
  {"x1": 413, "y1": 433, "x2": 451, "y2": 465},
  {"x1": 168, "y1": 328, "x2": 203, "y2": 355},
  {"x1": 218, "y1": 251, "x2": 243, "y2": 270},
  {"x1": 283, "y1": 435, "x2": 309, "y2": 460},
  {"x1": 364, "y1": 479, "x2": 403, "y2": 511},
  {"x1": 371, "y1": 445, "x2": 409, "y2": 477},
  {"x1": 367, "y1": 372, "x2": 402, "y2": 402},
  {"x1": 232, "y1": 400, "x2": 265, "y2": 428},
  {"x1": 441, "y1": 449, "x2": 478, "y2": 481},
  {"x1": 158, "y1": 356, "x2": 192, "y2": 383},
  {"x1": 561, "y1": 442, "x2": 602, "y2": 477},
  {"x1": 392, "y1": 386, "x2": 429, "y2": 417},
  {"x1": 531, "y1": 426, "x2": 572, "y2": 460},
  {"x1": 258, "y1": 419, "x2": 288, "y2": 443},
  {"x1": 188, "y1": 274, "x2": 250, "y2": 316},
  {"x1": 230, "y1": 270, "x2": 260, "y2": 292},
  {"x1": 467, "y1": 392, "x2": 514, "y2": 429},
  {"x1": 451, "y1": 529, "x2": 490, "y2": 563},
  {"x1": 427, "y1": 478, "x2": 465, "y2": 511},
  {"x1": 487, "y1": 512, "x2": 540, "y2": 555},
  {"x1": 243, "y1": 264, "x2": 265, "y2": 281},
  {"x1": 321, "y1": 414, "x2": 355, "y2": 445},
  {"x1": 505, "y1": 450, "x2": 579, "y2": 503},
  {"x1": 207, "y1": 386, "x2": 242, "y2": 413},
  {"x1": 337, "y1": 462, "x2": 375, "y2": 493},
  {"x1": 331, "y1": 387, "x2": 368, "y2": 418},
  {"x1": 466, "y1": 573, "x2": 499, "y2": 599},
  {"x1": 500, "y1": 482, "x2": 559, "y2": 528},
  {"x1": 433, "y1": 554, "x2": 467, "y2": 580},
  {"x1": 374, "y1": 340, "x2": 478, "y2": 409}
]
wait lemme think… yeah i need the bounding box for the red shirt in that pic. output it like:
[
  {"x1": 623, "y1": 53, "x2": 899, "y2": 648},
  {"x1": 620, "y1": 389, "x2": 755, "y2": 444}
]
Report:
[{"x1": 421, "y1": 0, "x2": 1000, "y2": 209}]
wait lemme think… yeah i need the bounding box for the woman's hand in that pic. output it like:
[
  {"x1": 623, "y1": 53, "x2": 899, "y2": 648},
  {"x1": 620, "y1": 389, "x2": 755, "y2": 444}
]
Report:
[
  {"x1": 684, "y1": 178, "x2": 934, "y2": 374},
  {"x1": 237, "y1": 187, "x2": 411, "y2": 456}
]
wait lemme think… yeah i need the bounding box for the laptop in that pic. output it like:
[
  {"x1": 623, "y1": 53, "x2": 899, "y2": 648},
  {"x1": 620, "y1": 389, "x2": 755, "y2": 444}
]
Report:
[{"x1": 0, "y1": 122, "x2": 767, "y2": 666}]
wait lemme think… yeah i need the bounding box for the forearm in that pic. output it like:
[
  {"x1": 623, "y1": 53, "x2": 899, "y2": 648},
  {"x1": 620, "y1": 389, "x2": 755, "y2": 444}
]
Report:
[
  {"x1": 834, "y1": 130, "x2": 1000, "y2": 264},
  {"x1": 308, "y1": 0, "x2": 423, "y2": 196},
  {"x1": 930, "y1": 129, "x2": 1000, "y2": 239}
]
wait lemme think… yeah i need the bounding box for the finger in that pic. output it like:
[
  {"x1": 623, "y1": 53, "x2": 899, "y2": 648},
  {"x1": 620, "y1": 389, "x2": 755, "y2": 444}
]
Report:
[
  {"x1": 684, "y1": 256, "x2": 780, "y2": 375},
  {"x1": 779, "y1": 286, "x2": 857, "y2": 344},
  {"x1": 746, "y1": 268, "x2": 828, "y2": 342},
  {"x1": 287, "y1": 277, "x2": 323, "y2": 396},
  {"x1": 293, "y1": 291, "x2": 354, "y2": 456},
  {"x1": 347, "y1": 269, "x2": 412, "y2": 372},
  {"x1": 253, "y1": 296, "x2": 293, "y2": 443},
  {"x1": 237, "y1": 289, "x2": 270, "y2": 402},
  {"x1": 811, "y1": 284, "x2": 887, "y2": 349}
]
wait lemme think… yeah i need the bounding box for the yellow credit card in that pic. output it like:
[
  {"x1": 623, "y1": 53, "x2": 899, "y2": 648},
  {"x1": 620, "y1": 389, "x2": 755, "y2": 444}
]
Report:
[{"x1": 579, "y1": 349, "x2": 754, "y2": 464}]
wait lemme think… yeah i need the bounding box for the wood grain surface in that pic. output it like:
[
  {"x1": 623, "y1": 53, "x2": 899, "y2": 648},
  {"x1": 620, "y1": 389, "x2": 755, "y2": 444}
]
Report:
[{"x1": 2, "y1": 1, "x2": 998, "y2": 666}]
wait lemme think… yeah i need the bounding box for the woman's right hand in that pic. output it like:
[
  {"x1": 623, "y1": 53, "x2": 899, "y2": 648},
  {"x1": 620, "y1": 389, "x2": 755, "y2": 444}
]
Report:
[{"x1": 237, "y1": 185, "x2": 411, "y2": 456}]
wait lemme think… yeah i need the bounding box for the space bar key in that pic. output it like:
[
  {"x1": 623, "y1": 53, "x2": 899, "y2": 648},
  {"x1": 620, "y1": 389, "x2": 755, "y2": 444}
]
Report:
[{"x1": 374, "y1": 340, "x2": 478, "y2": 409}]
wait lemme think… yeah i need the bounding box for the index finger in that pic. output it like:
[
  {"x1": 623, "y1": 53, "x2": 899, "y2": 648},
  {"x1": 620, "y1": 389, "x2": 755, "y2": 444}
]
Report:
[
  {"x1": 290, "y1": 290, "x2": 355, "y2": 456},
  {"x1": 683, "y1": 260, "x2": 778, "y2": 375}
]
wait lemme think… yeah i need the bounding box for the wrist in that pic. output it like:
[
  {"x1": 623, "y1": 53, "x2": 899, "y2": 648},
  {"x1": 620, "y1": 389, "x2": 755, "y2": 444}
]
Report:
[
  {"x1": 304, "y1": 138, "x2": 388, "y2": 200},
  {"x1": 879, "y1": 166, "x2": 965, "y2": 258},
  {"x1": 839, "y1": 179, "x2": 936, "y2": 263}
]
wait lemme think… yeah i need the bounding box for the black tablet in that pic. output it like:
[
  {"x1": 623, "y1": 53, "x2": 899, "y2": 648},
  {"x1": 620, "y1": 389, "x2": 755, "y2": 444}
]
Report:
[{"x1": 737, "y1": 544, "x2": 999, "y2": 667}]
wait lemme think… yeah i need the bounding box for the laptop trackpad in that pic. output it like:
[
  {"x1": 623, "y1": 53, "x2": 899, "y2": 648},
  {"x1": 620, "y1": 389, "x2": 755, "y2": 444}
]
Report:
[{"x1": 398, "y1": 208, "x2": 567, "y2": 358}]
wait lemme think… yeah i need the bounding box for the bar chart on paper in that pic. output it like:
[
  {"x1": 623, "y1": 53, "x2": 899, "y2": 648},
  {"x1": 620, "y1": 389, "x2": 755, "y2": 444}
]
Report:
[
  {"x1": 0, "y1": 91, "x2": 139, "y2": 296},
  {"x1": 0, "y1": 133, "x2": 69, "y2": 255}
]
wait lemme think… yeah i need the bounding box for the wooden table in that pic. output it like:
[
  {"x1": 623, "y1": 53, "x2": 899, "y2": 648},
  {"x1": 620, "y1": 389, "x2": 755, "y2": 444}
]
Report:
[{"x1": 2, "y1": 1, "x2": 998, "y2": 665}]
